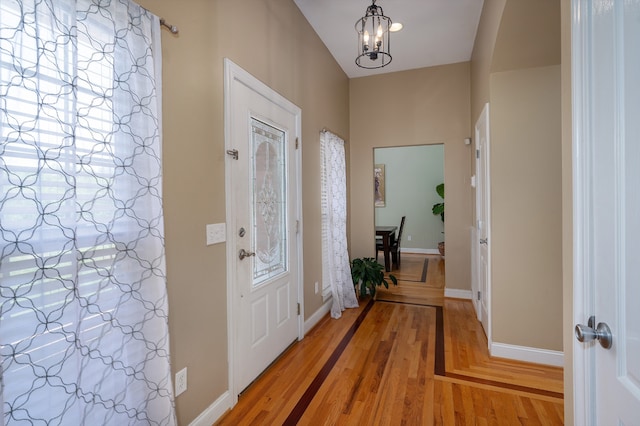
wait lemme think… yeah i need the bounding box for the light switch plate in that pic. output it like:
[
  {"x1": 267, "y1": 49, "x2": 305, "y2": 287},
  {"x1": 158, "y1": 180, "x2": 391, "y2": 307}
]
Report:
[{"x1": 206, "y1": 223, "x2": 226, "y2": 245}]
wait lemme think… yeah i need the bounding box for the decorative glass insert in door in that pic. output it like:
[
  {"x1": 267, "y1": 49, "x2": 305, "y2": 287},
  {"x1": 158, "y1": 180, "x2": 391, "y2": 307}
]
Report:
[{"x1": 251, "y1": 119, "x2": 288, "y2": 286}]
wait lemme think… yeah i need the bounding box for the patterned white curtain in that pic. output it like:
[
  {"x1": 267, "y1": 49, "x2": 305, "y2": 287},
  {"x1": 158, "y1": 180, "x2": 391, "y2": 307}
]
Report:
[
  {"x1": 0, "y1": 1, "x2": 176, "y2": 424},
  {"x1": 320, "y1": 131, "x2": 359, "y2": 319}
]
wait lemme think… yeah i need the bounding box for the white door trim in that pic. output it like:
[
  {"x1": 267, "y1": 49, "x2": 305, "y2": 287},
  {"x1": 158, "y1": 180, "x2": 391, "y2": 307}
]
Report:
[
  {"x1": 223, "y1": 58, "x2": 304, "y2": 407},
  {"x1": 571, "y1": 0, "x2": 593, "y2": 423}
]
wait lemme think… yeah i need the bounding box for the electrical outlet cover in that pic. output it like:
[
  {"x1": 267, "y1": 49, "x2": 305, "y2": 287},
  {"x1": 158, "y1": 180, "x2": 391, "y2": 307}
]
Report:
[{"x1": 175, "y1": 367, "x2": 187, "y2": 396}]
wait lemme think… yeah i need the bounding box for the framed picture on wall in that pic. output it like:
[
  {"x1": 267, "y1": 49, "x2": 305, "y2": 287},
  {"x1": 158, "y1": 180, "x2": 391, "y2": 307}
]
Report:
[{"x1": 374, "y1": 164, "x2": 385, "y2": 207}]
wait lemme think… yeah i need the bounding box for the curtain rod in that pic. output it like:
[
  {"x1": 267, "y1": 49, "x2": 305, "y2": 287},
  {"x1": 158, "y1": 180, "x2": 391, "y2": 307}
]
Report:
[
  {"x1": 321, "y1": 128, "x2": 347, "y2": 143},
  {"x1": 159, "y1": 18, "x2": 179, "y2": 34}
]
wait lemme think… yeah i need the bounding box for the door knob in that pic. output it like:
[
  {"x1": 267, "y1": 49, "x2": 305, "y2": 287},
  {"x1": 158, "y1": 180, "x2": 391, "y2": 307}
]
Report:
[
  {"x1": 239, "y1": 248, "x2": 255, "y2": 260},
  {"x1": 479, "y1": 238, "x2": 488, "y2": 245},
  {"x1": 575, "y1": 316, "x2": 613, "y2": 349}
]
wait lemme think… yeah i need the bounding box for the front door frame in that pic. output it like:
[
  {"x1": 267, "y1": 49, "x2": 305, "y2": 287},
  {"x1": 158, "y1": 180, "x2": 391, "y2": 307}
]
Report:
[{"x1": 223, "y1": 58, "x2": 304, "y2": 407}]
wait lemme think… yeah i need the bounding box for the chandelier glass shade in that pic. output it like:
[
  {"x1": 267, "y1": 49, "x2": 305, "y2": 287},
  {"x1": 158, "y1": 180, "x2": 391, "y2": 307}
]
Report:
[{"x1": 355, "y1": 0, "x2": 392, "y2": 69}]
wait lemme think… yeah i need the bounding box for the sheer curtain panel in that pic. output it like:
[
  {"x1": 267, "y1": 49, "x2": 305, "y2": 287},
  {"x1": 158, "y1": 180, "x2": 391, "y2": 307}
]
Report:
[
  {"x1": 320, "y1": 131, "x2": 359, "y2": 319},
  {"x1": 0, "y1": 1, "x2": 176, "y2": 424}
]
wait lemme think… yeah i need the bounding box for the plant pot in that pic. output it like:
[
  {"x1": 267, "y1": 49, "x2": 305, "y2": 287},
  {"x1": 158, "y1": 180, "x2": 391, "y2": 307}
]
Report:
[{"x1": 438, "y1": 241, "x2": 445, "y2": 257}]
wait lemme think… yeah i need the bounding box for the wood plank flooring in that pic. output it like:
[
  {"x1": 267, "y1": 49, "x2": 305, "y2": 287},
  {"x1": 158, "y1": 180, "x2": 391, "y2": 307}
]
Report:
[
  {"x1": 215, "y1": 254, "x2": 563, "y2": 425},
  {"x1": 376, "y1": 254, "x2": 445, "y2": 307}
]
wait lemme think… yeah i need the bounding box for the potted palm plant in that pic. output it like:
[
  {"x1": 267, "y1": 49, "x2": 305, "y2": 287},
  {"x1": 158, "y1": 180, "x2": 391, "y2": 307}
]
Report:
[
  {"x1": 350, "y1": 257, "x2": 397, "y2": 298},
  {"x1": 432, "y1": 183, "x2": 445, "y2": 257}
]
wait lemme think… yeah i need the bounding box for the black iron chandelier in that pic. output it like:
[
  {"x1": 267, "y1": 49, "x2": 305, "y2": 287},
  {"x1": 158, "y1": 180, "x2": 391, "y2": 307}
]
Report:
[{"x1": 355, "y1": 0, "x2": 392, "y2": 69}]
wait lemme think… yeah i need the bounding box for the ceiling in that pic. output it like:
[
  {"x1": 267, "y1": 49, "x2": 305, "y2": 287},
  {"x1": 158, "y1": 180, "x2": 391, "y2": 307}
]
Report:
[{"x1": 293, "y1": 0, "x2": 485, "y2": 79}]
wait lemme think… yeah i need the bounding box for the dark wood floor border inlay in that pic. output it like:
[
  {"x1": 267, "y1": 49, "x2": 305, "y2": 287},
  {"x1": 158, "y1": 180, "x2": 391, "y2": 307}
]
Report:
[
  {"x1": 420, "y1": 258, "x2": 429, "y2": 283},
  {"x1": 442, "y1": 372, "x2": 564, "y2": 399},
  {"x1": 434, "y1": 305, "x2": 445, "y2": 376},
  {"x1": 377, "y1": 300, "x2": 563, "y2": 400},
  {"x1": 282, "y1": 299, "x2": 375, "y2": 425}
]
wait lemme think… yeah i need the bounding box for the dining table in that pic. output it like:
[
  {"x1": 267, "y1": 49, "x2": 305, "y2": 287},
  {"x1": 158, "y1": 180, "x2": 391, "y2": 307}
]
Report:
[{"x1": 375, "y1": 225, "x2": 397, "y2": 272}]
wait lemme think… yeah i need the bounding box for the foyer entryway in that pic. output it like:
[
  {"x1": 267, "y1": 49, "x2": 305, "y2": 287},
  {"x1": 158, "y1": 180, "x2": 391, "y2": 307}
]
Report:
[{"x1": 216, "y1": 253, "x2": 563, "y2": 424}]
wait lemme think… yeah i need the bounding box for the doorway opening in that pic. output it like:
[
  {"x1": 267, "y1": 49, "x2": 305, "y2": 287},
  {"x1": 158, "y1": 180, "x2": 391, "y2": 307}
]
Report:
[{"x1": 373, "y1": 144, "x2": 445, "y2": 258}]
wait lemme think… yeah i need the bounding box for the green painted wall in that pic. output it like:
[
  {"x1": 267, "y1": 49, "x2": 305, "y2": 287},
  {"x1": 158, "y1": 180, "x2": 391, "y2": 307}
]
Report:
[{"x1": 374, "y1": 144, "x2": 444, "y2": 252}]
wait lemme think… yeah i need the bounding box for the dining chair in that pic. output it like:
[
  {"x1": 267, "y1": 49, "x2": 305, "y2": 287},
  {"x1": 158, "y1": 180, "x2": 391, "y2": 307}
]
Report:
[{"x1": 376, "y1": 216, "x2": 406, "y2": 269}]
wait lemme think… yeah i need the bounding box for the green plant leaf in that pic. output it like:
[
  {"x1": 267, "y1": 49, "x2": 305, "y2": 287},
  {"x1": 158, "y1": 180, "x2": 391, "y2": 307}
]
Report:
[
  {"x1": 350, "y1": 257, "x2": 397, "y2": 297},
  {"x1": 432, "y1": 183, "x2": 445, "y2": 223}
]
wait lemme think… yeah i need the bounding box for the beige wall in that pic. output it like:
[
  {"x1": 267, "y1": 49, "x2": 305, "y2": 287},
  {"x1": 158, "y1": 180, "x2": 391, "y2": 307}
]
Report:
[
  {"x1": 470, "y1": 0, "x2": 506, "y2": 124},
  {"x1": 489, "y1": 66, "x2": 563, "y2": 350},
  {"x1": 471, "y1": 0, "x2": 563, "y2": 355},
  {"x1": 471, "y1": 0, "x2": 561, "y2": 123},
  {"x1": 491, "y1": 0, "x2": 561, "y2": 74},
  {"x1": 136, "y1": 0, "x2": 349, "y2": 423},
  {"x1": 349, "y1": 63, "x2": 472, "y2": 291}
]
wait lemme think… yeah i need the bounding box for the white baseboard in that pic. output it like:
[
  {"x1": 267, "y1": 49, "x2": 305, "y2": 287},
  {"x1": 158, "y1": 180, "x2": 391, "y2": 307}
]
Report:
[
  {"x1": 189, "y1": 390, "x2": 232, "y2": 426},
  {"x1": 401, "y1": 248, "x2": 440, "y2": 255},
  {"x1": 444, "y1": 288, "x2": 473, "y2": 300},
  {"x1": 304, "y1": 298, "x2": 332, "y2": 335},
  {"x1": 490, "y1": 342, "x2": 564, "y2": 367}
]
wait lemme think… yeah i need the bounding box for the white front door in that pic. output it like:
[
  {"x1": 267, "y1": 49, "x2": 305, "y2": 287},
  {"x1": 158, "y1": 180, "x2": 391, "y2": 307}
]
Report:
[
  {"x1": 475, "y1": 103, "x2": 491, "y2": 339},
  {"x1": 224, "y1": 59, "x2": 303, "y2": 396},
  {"x1": 573, "y1": 0, "x2": 640, "y2": 423}
]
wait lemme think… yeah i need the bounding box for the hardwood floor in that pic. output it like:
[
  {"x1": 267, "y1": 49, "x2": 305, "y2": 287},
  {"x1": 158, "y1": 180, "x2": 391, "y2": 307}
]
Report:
[
  {"x1": 215, "y1": 254, "x2": 564, "y2": 425},
  {"x1": 376, "y1": 254, "x2": 445, "y2": 307}
]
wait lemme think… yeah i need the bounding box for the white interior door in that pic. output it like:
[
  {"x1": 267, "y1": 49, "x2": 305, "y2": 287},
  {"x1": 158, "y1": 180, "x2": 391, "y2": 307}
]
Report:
[
  {"x1": 573, "y1": 0, "x2": 640, "y2": 423},
  {"x1": 224, "y1": 59, "x2": 303, "y2": 396},
  {"x1": 475, "y1": 103, "x2": 491, "y2": 339}
]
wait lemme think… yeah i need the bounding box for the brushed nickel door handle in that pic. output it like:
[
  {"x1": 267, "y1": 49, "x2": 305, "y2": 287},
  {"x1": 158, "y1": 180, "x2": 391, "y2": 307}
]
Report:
[{"x1": 575, "y1": 316, "x2": 613, "y2": 349}]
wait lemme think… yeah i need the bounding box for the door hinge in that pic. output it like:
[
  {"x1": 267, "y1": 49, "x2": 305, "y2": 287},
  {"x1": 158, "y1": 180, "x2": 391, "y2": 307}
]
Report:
[
  {"x1": 295, "y1": 137, "x2": 299, "y2": 149},
  {"x1": 297, "y1": 303, "x2": 301, "y2": 315},
  {"x1": 226, "y1": 149, "x2": 239, "y2": 160},
  {"x1": 476, "y1": 149, "x2": 480, "y2": 159},
  {"x1": 296, "y1": 220, "x2": 300, "y2": 234},
  {"x1": 477, "y1": 291, "x2": 481, "y2": 301}
]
